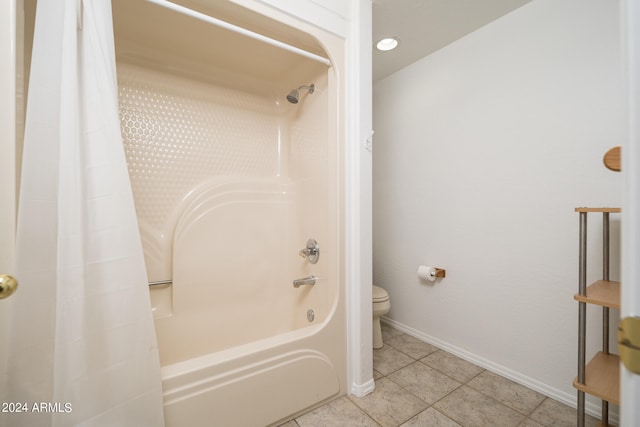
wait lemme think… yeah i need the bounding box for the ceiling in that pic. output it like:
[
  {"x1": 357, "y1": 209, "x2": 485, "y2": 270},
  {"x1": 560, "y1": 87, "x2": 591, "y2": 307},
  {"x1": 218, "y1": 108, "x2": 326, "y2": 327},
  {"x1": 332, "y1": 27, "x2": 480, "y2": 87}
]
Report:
[{"x1": 372, "y1": 0, "x2": 533, "y2": 81}]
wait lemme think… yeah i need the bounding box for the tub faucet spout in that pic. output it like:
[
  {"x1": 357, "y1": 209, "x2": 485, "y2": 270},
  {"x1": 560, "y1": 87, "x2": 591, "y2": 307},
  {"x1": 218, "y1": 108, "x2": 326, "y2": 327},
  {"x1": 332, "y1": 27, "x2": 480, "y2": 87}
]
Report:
[{"x1": 293, "y1": 275, "x2": 317, "y2": 288}]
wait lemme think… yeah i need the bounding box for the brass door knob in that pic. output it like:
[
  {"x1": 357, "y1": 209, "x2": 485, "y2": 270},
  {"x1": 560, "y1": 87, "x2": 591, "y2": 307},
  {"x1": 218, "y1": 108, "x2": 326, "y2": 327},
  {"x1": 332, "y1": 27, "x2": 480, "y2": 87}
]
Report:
[
  {"x1": 0, "y1": 274, "x2": 18, "y2": 299},
  {"x1": 619, "y1": 317, "x2": 640, "y2": 374}
]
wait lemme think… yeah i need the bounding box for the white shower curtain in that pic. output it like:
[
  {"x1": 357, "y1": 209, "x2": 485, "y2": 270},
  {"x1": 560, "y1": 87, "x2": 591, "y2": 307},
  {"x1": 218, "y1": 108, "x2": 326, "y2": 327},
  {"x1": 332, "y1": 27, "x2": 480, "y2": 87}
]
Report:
[{"x1": 6, "y1": 0, "x2": 165, "y2": 426}]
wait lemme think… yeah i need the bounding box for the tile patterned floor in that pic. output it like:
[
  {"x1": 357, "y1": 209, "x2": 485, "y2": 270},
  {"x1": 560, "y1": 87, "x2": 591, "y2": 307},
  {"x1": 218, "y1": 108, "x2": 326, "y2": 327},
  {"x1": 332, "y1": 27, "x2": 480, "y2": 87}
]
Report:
[{"x1": 280, "y1": 324, "x2": 601, "y2": 427}]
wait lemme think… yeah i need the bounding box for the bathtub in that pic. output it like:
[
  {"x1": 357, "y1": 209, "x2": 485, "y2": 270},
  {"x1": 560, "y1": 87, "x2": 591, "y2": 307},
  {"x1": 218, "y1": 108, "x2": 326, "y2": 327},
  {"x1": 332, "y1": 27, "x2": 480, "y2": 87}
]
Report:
[
  {"x1": 112, "y1": 0, "x2": 346, "y2": 425},
  {"x1": 150, "y1": 178, "x2": 333, "y2": 363}
]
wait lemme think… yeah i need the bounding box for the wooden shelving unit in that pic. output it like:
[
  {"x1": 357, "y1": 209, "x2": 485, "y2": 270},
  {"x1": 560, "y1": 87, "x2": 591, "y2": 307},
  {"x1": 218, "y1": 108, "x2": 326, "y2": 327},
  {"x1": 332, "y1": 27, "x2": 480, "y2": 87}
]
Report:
[
  {"x1": 573, "y1": 207, "x2": 620, "y2": 427},
  {"x1": 574, "y1": 280, "x2": 620, "y2": 309},
  {"x1": 573, "y1": 352, "x2": 619, "y2": 404}
]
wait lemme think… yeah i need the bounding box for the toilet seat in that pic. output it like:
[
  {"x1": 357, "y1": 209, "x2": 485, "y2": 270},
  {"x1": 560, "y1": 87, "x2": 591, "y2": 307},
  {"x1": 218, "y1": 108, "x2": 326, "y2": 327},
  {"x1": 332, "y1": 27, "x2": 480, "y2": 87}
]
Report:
[{"x1": 372, "y1": 285, "x2": 389, "y2": 303}]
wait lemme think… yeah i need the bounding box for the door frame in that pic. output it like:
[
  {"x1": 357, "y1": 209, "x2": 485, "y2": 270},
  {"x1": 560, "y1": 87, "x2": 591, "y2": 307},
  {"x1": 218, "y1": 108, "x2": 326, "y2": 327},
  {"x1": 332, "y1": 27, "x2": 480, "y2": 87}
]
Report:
[
  {"x1": 0, "y1": 0, "x2": 18, "y2": 400},
  {"x1": 621, "y1": 0, "x2": 640, "y2": 425}
]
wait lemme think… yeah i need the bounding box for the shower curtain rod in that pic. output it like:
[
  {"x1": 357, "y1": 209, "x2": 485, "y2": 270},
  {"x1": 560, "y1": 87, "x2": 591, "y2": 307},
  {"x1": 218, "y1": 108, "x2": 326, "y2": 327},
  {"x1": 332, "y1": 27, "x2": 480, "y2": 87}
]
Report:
[{"x1": 145, "y1": 0, "x2": 332, "y2": 67}]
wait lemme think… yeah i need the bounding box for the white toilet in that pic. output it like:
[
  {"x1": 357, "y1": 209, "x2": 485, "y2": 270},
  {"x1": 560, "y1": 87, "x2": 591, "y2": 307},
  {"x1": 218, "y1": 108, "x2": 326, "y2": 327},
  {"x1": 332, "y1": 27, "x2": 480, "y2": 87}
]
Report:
[{"x1": 372, "y1": 285, "x2": 391, "y2": 349}]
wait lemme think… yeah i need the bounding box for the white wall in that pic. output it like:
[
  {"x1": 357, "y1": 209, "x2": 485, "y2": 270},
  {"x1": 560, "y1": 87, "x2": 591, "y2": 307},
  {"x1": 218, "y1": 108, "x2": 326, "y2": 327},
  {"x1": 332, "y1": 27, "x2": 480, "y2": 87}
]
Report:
[
  {"x1": 373, "y1": 0, "x2": 624, "y2": 412},
  {"x1": 345, "y1": 0, "x2": 374, "y2": 397}
]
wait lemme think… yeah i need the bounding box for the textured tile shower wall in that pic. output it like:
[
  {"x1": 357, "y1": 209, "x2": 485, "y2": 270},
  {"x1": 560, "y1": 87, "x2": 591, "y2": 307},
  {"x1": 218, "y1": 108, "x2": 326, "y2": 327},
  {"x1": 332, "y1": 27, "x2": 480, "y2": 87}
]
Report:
[
  {"x1": 116, "y1": 62, "x2": 330, "y2": 290},
  {"x1": 118, "y1": 62, "x2": 279, "y2": 234}
]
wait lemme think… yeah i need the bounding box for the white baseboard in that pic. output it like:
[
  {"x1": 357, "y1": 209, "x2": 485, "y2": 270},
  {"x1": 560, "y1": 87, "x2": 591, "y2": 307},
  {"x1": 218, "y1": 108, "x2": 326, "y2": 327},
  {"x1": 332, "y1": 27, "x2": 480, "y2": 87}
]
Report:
[{"x1": 381, "y1": 317, "x2": 617, "y2": 425}]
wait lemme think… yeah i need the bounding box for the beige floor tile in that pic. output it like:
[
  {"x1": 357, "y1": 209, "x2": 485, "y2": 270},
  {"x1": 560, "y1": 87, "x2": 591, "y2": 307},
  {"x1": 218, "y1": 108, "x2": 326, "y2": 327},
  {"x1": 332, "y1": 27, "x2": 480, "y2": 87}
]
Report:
[
  {"x1": 349, "y1": 377, "x2": 428, "y2": 427},
  {"x1": 387, "y1": 361, "x2": 461, "y2": 405},
  {"x1": 467, "y1": 370, "x2": 545, "y2": 415},
  {"x1": 528, "y1": 398, "x2": 600, "y2": 427},
  {"x1": 420, "y1": 350, "x2": 484, "y2": 383},
  {"x1": 373, "y1": 344, "x2": 415, "y2": 375},
  {"x1": 373, "y1": 369, "x2": 384, "y2": 380},
  {"x1": 292, "y1": 325, "x2": 617, "y2": 427},
  {"x1": 400, "y1": 407, "x2": 462, "y2": 426},
  {"x1": 433, "y1": 385, "x2": 525, "y2": 427},
  {"x1": 518, "y1": 419, "x2": 544, "y2": 427},
  {"x1": 295, "y1": 396, "x2": 378, "y2": 427},
  {"x1": 381, "y1": 322, "x2": 405, "y2": 341},
  {"x1": 386, "y1": 333, "x2": 439, "y2": 359}
]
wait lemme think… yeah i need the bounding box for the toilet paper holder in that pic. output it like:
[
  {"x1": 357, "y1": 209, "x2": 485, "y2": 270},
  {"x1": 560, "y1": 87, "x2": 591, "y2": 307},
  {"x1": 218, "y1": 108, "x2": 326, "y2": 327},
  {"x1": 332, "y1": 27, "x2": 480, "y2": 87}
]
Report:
[{"x1": 417, "y1": 265, "x2": 446, "y2": 282}]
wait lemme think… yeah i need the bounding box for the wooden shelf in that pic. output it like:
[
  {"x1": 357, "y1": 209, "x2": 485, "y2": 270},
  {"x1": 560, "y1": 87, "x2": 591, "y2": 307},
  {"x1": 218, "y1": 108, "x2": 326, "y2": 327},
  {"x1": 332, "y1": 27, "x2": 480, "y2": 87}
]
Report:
[
  {"x1": 574, "y1": 207, "x2": 621, "y2": 213},
  {"x1": 574, "y1": 280, "x2": 620, "y2": 309},
  {"x1": 573, "y1": 352, "x2": 620, "y2": 405}
]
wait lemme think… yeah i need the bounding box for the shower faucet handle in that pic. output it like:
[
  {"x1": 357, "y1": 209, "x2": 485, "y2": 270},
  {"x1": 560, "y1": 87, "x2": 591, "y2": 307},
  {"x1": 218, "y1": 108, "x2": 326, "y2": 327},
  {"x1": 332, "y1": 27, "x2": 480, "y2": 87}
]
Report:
[{"x1": 298, "y1": 238, "x2": 319, "y2": 264}]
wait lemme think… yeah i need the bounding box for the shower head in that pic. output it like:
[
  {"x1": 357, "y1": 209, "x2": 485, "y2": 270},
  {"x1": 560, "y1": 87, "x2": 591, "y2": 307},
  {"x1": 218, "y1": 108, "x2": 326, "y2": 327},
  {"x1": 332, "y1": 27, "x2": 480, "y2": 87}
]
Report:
[{"x1": 286, "y1": 84, "x2": 315, "y2": 104}]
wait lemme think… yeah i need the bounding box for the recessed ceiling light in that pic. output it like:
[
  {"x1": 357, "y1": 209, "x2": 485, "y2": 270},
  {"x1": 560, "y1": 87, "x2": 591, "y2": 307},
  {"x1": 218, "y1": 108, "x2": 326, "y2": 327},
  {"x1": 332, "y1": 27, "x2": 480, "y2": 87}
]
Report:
[{"x1": 376, "y1": 37, "x2": 399, "y2": 51}]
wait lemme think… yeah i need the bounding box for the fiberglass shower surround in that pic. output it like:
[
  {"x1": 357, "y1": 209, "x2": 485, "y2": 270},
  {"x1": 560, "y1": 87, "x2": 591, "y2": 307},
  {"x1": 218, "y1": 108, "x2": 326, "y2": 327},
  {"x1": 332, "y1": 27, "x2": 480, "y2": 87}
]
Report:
[
  {"x1": 114, "y1": 0, "x2": 335, "y2": 360},
  {"x1": 112, "y1": 0, "x2": 347, "y2": 425}
]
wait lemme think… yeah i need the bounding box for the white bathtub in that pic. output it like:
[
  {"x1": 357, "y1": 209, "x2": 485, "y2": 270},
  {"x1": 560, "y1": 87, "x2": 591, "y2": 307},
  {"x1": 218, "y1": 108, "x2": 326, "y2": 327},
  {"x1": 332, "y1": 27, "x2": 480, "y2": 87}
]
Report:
[
  {"x1": 160, "y1": 325, "x2": 342, "y2": 426},
  {"x1": 113, "y1": 0, "x2": 346, "y2": 424}
]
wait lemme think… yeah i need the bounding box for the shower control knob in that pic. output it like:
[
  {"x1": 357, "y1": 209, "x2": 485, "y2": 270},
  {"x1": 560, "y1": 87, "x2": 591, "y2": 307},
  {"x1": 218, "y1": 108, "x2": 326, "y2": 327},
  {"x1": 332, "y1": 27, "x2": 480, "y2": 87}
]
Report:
[
  {"x1": 298, "y1": 238, "x2": 320, "y2": 264},
  {"x1": 0, "y1": 274, "x2": 18, "y2": 299}
]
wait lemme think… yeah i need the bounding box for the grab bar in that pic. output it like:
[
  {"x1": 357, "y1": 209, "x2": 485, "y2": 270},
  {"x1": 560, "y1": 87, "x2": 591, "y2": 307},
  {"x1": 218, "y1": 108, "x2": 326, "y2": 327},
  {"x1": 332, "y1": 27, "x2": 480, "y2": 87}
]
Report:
[
  {"x1": 149, "y1": 280, "x2": 172, "y2": 287},
  {"x1": 293, "y1": 275, "x2": 317, "y2": 288}
]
